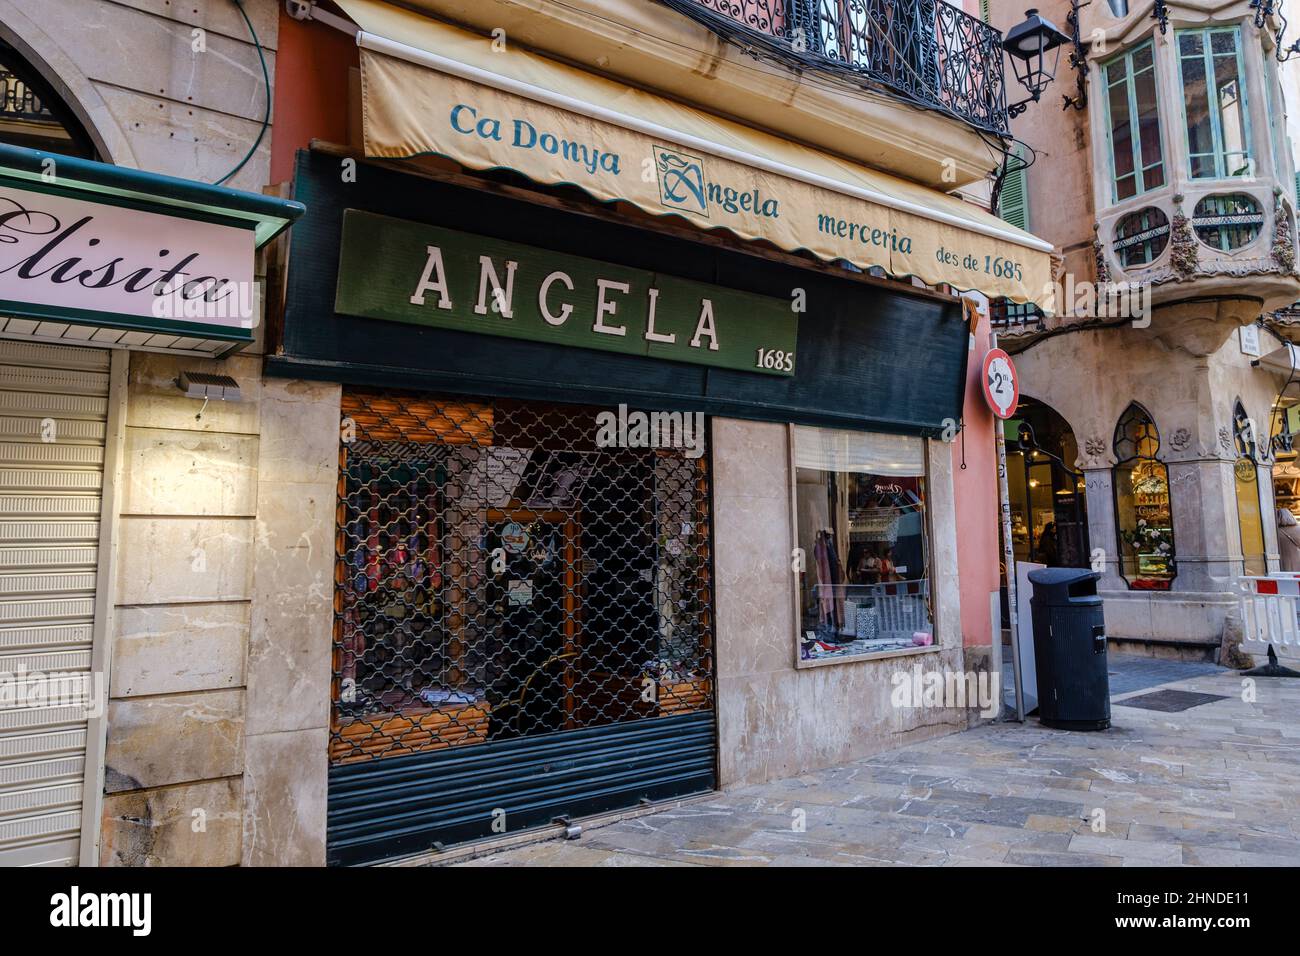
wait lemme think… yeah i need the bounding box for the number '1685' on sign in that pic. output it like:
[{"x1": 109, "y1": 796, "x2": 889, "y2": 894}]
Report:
[{"x1": 756, "y1": 348, "x2": 794, "y2": 372}]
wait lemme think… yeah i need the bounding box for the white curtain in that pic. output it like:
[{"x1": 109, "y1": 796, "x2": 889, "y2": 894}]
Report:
[{"x1": 792, "y1": 426, "x2": 925, "y2": 476}]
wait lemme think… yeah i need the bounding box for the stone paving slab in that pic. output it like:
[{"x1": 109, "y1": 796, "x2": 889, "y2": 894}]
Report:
[{"x1": 454, "y1": 664, "x2": 1300, "y2": 867}]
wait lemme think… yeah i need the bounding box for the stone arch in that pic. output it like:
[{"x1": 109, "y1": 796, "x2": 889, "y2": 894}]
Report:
[{"x1": 0, "y1": 0, "x2": 135, "y2": 164}]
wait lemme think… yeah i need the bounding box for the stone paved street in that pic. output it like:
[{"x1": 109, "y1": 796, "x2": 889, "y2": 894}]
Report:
[{"x1": 456, "y1": 656, "x2": 1300, "y2": 867}]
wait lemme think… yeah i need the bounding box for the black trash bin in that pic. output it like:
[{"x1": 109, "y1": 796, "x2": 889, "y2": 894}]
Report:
[{"x1": 1026, "y1": 568, "x2": 1110, "y2": 730}]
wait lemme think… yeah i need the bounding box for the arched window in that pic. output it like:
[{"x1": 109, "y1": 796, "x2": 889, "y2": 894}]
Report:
[
  {"x1": 1113, "y1": 403, "x2": 1175, "y2": 589},
  {"x1": 1233, "y1": 400, "x2": 1267, "y2": 576},
  {"x1": 0, "y1": 38, "x2": 98, "y2": 158}
]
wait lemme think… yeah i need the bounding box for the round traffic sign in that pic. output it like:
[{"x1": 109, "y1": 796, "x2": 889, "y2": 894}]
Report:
[{"x1": 982, "y1": 347, "x2": 1019, "y2": 419}]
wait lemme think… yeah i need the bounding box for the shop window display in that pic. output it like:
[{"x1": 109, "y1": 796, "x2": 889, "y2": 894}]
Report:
[
  {"x1": 1112, "y1": 403, "x2": 1176, "y2": 590},
  {"x1": 793, "y1": 426, "x2": 933, "y2": 663}
]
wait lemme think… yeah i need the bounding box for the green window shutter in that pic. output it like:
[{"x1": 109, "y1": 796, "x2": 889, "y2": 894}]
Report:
[
  {"x1": 999, "y1": 149, "x2": 1029, "y2": 231},
  {"x1": 1295, "y1": 170, "x2": 1299, "y2": 206},
  {"x1": 980, "y1": 0, "x2": 990, "y2": 23}
]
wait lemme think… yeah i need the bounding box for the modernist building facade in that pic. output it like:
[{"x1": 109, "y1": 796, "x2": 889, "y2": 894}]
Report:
[
  {"x1": 990, "y1": 0, "x2": 1300, "y2": 657},
  {"x1": 1, "y1": 0, "x2": 1051, "y2": 867}
]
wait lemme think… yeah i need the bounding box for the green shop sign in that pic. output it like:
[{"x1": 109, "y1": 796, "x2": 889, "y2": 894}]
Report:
[{"x1": 334, "y1": 210, "x2": 798, "y2": 376}]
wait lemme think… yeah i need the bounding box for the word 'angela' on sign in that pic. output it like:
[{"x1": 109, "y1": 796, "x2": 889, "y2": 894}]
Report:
[
  {"x1": 408, "y1": 245, "x2": 721, "y2": 352},
  {"x1": 332, "y1": 212, "x2": 799, "y2": 377}
]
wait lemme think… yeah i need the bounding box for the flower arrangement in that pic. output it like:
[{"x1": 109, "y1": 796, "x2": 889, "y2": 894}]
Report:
[{"x1": 1121, "y1": 518, "x2": 1174, "y2": 558}]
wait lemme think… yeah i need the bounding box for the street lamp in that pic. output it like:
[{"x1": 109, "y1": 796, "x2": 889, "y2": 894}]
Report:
[{"x1": 1003, "y1": 8, "x2": 1070, "y2": 117}]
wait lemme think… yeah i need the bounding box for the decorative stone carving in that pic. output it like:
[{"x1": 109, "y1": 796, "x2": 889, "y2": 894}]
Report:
[
  {"x1": 1084, "y1": 435, "x2": 1106, "y2": 458},
  {"x1": 1170, "y1": 194, "x2": 1199, "y2": 279},
  {"x1": 1170, "y1": 427, "x2": 1191, "y2": 452},
  {"x1": 1218, "y1": 425, "x2": 1233, "y2": 453},
  {"x1": 1273, "y1": 190, "x2": 1297, "y2": 275},
  {"x1": 1092, "y1": 222, "x2": 1110, "y2": 285}
]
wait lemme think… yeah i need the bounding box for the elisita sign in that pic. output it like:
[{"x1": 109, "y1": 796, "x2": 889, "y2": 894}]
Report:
[
  {"x1": 333, "y1": 210, "x2": 799, "y2": 377},
  {"x1": 0, "y1": 183, "x2": 255, "y2": 334}
]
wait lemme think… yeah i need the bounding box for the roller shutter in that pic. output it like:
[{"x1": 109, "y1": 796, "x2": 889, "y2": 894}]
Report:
[{"x1": 0, "y1": 340, "x2": 110, "y2": 866}]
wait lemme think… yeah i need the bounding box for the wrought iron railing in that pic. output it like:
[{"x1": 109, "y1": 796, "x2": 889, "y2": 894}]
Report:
[
  {"x1": 0, "y1": 69, "x2": 52, "y2": 123},
  {"x1": 663, "y1": 0, "x2": 1010, "y2": 135},
  {"x1": 989, "y1": 297, "x2": 1045, "y2": 329}
]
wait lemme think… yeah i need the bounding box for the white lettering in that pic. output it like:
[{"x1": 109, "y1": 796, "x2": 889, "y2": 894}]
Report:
[
  {"x1": 538, "y1": 270, "x2": 574, "y2": 326},
  {"x1": 644, "y1": 287, "x2": 676, "y2": 344},
  {"x1": 409, "y1": 245, "x2": 453, "y2": 309},
  {"x1": 593, "y1": 278, "x2": 630, "y2": 336},
  {"x1": 689, "y1": 298, "x2": 720, "y2": 351},
  {"x1": 473, "y1": 256, "x2": 517, "y2": 318}
]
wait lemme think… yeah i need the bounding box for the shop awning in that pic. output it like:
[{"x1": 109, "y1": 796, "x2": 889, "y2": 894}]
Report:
[
  {"x1": 0, "y1": 143, "x2": 305, "y2": 356},
  {"x1": 335, "y1": 0, "x2": 1055, "y2": 308}
]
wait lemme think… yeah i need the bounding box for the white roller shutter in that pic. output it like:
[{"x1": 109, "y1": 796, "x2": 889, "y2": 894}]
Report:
[{"x1": 0, "y1": 340, "x2": 110, "y2": 866}]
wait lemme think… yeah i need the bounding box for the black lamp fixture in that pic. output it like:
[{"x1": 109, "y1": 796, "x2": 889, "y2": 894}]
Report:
[{"x1": 1002, "y1": 8, "x2": 1071, "y2": 118}]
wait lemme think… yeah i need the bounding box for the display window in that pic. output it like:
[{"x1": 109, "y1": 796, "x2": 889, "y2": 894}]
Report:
[
  {"x1": 1112, "y1": 403, "x2": 1176, "y2": 590},
  {"x1": 791, "y1": 426, "x2": 934, "y2": 664}
]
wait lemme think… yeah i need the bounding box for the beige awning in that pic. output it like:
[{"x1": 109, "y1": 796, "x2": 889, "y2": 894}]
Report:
[{"x1": 335, "y1": 0, "x2": 1056, "y2": 308}]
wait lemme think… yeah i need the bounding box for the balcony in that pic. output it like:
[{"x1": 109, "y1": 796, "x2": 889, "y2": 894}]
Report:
[
  {"x1": 1076, "y1": 10, "x2": 1300, "y2": 318},
  {"x1": 664, "y1": 0, "x2": 1010, "y2": 136}
]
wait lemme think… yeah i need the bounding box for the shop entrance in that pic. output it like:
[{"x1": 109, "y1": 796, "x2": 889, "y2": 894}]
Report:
[
  {"x1": 327, "y1": 391, "x2": 717, "y2": 864},
  {"x1": 1005, "y1": 396, "x2": 1090, "y2": 568}
]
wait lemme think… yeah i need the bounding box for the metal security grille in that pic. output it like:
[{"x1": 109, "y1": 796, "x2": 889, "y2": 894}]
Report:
[{"x1": 331, "y1": 391, "x2": 715, "y2": 768}]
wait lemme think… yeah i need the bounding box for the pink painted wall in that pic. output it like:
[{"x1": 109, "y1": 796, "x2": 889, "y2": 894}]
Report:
[{"x1": 954, "y1": 307, "x2": 1001, "y2": 648}]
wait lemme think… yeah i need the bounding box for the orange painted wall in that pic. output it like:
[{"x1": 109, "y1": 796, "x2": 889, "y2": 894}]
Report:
[
  {"x1": 269, "y1": 9, "x2": 357, "y2": 184},
  {"x1": 953, "y1": 308, "x2": 1001, "y2": 648}
]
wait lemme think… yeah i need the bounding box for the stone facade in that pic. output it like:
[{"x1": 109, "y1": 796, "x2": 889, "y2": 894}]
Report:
[
  {"x1": 711, "y1": 419, "x2": 982, "y2": 787},
  {"x1": 989, "y1": 0, "x2": 1300, "y2": 652},
  {"x1": 0, "y1": 0, "x2": 338, "y2": 865},
  {"x1": 4, "y1": 0, "x2": 1010, "y2": 866}
]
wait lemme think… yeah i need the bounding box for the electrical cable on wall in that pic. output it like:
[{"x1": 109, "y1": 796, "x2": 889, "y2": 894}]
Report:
[{"x1": 215, "y1": 0, "x2": 271, "y2": 186}]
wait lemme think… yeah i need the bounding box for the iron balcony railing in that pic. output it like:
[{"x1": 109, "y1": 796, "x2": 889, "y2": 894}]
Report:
[
  {"x1": 663, "y1": 0, "x2": 1010, "y2": 135},
  {"x1": 989, "y1": 297, "x2": 1045, "y2": 329}
]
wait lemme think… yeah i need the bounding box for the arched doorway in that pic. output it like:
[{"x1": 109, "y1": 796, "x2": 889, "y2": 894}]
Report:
[{"x1": 1005, "y1": 396, "x2": 1090, "y2": 568}]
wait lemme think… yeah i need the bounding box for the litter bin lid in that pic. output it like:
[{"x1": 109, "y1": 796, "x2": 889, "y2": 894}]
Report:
[
  {"x1": 1026, "y1": 567, "x2": 1102, "y2": 605},
  {"x1": 1026, "y1": 567, "x2": 1099, "y2": 586}
]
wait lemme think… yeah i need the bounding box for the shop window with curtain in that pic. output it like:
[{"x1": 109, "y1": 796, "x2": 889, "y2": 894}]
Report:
[
  {"x1": 1233, "y1": 400, "x2": 1267, "y2": 576},
  {"x1": 1102, "y1": 40, "x2": 1165, "y2": 202},
  {"x1": 1113, "y1": 403, "x2": 1176, "y2": 590},
  {"x1": 792, "y1": 426, "x2": 933, "y2": 664},
  {"x1": 1177, "y1": 26, "x2": 1252, "y2": 179}
]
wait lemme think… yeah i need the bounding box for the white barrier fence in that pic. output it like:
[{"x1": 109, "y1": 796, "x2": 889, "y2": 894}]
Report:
[{"x1": 1238, "y1": 575, "x2": 1300, "y2": 662}]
